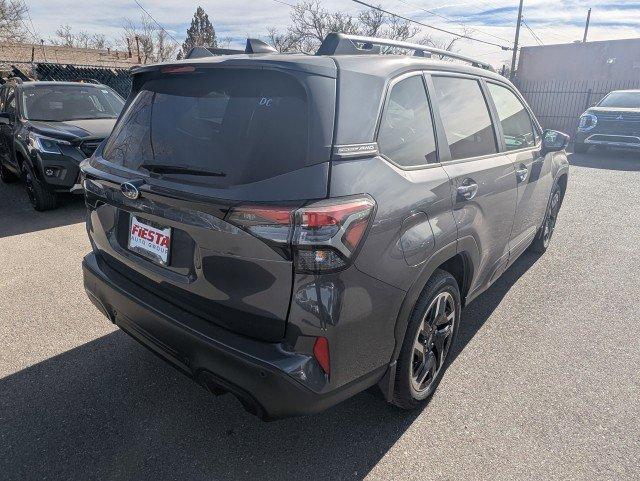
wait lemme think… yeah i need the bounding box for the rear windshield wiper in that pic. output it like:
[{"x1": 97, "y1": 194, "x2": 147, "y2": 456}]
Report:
[{"x1": 141, "y1": 164, "x2": 226, "y2": 177}]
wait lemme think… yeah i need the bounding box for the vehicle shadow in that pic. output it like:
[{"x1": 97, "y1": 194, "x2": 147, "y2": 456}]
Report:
[
  {"x1": 569, "y1": 150, "x2": 640, "y2": 171},
  {"x1": 0, "y1": 182, "x2": 85, "y2": 238},
  {"x1": 450, "y1": 251, "x2": 541, "y2": 365},
  {"x1": 0, "y1": 253, "x2": 541, "y2": 481}
]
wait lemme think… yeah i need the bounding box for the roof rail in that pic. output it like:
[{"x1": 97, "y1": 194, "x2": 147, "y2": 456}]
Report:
[
  {"x1": 316, "y1": 33, "x2": 495, "y2": 72},
  {"x1": 185, "y1": 38, "x2": 277, "y2": 59}
]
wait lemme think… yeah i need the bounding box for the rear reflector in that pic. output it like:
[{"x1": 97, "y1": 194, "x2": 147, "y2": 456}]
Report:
[
  {"x1": 225, "y1": 195, "x2": 375, "y2": 273},
  {"x1": 313, "y1": 337, "x2": 330, "y2": 375}
]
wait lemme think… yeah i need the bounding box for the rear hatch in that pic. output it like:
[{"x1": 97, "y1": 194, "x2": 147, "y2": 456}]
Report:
[{"x1": 82, "y1": 59, "x2": 337, "y2": 341}]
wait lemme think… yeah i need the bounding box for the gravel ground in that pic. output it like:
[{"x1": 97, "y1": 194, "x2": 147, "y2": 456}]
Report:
[{"x1": 0, "y1": 151, "x2": 638, "y2": 481}]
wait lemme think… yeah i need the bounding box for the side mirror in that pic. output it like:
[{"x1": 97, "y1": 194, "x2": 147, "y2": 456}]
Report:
[
  {"x1": 0, "y1": 112, "x2": 9, "y2": 125},
  {"x1": 541, "y1": 129, "x2": 570, "y2": 155}
]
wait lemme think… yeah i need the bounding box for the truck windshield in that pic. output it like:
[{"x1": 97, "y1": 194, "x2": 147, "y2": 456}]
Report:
[
  {"x1": 21, "y1": 84, "x2": 125, "y2": 121},
  {"x1": 598, "y1": 91, "x2": 640, "y2": 109},
  {"x1": 102, "y1": 69, "x2": 310, "y2": 187}
]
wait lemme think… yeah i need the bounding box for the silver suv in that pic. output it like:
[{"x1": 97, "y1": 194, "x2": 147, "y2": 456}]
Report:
[{"x1": 81, "y1": 34, "x2": 569, "y2": 419}]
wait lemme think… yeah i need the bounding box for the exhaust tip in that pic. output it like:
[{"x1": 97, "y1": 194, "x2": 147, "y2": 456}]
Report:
[{"x1": 196, "y1": 370, "x2": 267, "y2": 420}]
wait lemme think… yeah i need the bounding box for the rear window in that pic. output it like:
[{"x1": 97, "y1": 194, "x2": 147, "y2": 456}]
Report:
[{"x1": 103, "y1": 69, "x2": 310, "y2": 186}]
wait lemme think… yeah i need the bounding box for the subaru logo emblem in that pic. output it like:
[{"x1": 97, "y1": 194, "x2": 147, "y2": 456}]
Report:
[
  {"x1": 617, "y1": 114, "x2": 624, "y2": 120},
  {"x1": 121, "y1": 182, "x2": 141, "y2": 200}
]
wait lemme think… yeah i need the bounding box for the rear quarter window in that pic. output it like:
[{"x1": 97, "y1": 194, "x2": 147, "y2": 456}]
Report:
[
  {"x1": 103, "y1": 69, "x2": 310, "y2": 187},
  {"x1": 377, "y1": 75, "x2": 437, "y2": 167}
]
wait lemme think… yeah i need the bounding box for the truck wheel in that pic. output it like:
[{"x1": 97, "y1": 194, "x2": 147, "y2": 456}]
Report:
[
  {"x1": 530, "y1": 181, "x2": 562, "y2": 254},
  {"x1": 0, "y1": 161, "x2": 18, "y2": 183},
  {"x1": 391, "y1": 269, "x2": 461, "y2": 409},
  {"x1": 21, "y1": 162, "x2": 58, "y2": 211},
  {"x1": 573, "y1": 142, "x2": 588, "y2": 154}
]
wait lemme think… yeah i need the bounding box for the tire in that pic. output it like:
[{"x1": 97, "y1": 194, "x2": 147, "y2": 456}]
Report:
[
  {"x1": 573, "y1": 142, "x2": 588, "y2": 154},
  {"x1": 529, "y1": 181, "x2": 562, "y2": 254},
  {"x1": 0, "y1": 161, "x2": 18, "y2": 183},
  {"x1": 21, "y1": 162, "x2": 58, "y2": 211},
  {"x1": 391, "y1": 269, "x2": 461, "y2": 410}
]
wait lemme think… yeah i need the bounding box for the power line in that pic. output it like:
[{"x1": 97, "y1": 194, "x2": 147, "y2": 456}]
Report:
[
  {"x1": 132, "y1": 0, "x2": 180, "y2": 44},
  {"x1": 269, "y1": 0, "x2": 295, "y2": 6},
  {"x1": 352, "y1": 0, "x2": 512, "y2": 50},
  {"x1": 393, "y1": 0, "x2": 513, "y2": 44},
  {"x1": 473, "y1": 0, "x2": 577, "y2": 43},
  {"x1": 522, "y1": 20, "x2": 543, "y2": 46}
]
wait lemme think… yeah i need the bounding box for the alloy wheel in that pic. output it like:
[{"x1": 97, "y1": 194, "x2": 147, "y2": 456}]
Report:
[
  {"x1": 21, "y1": 164, "x2": 37, "y2": 208},
  {"x1": 543, "y1": 189, "x2": 561, "y2": 248},
  {"x1": 410, "y1": 291, "x2": 456, "y2": 394}
]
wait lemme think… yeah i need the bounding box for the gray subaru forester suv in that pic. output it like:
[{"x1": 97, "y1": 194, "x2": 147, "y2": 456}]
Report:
[{"x1": 81, "y1": 34, "x2": 569, "y2": 420}]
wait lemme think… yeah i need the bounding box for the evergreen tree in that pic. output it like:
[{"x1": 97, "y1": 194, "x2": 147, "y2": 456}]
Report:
[{"x1": 179, "y1": 6, "x2": 216, "y2": 59}]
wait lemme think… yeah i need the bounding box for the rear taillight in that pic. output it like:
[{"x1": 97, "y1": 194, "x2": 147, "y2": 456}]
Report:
[
  {"x1": 226, "y1": 205, "x2": 294, "y2": 244},
  {"x1": 226, "y1": 195, "x2": 375, "y2": 273}
]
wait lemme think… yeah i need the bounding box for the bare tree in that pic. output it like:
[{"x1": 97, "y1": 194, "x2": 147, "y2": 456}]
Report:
[
  {"x1": 266, "y1": 27, "x2": 298, "y2": 53},
  {"x1": 122, "y1": 16, "x2": 179, "y2": 63},
  {"x1": 51, "y1": 24, "x2": 111, "y2": 49},
  {"x1": 267, "y1": 1, "x2": 463, "y2": 55},
  {"x1": 417, "y1": 27, "x2": 469, "y2": 59},
  {"x1": 0, "y1": 0, "x2": 28, "y2": 43},
  {"x1": 280, "y1": 1, "x2": 363, "y2": 52},
  {"x1": 219, "y1": 35, "x2": 233, "y2": 49}
]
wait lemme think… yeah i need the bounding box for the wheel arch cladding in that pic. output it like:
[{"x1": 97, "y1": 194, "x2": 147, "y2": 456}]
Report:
[{"x1": 379, "y1": 245, "x2": 473, "y2": 400}]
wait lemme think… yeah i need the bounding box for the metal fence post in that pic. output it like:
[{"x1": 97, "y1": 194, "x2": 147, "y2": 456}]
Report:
[{"x1": 584, "y1": 88, "x2": 592, "y2": 110}]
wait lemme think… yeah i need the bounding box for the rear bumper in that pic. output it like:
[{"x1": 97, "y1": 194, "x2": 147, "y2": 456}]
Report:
[{"x1": 82, "y1": 251, "x2": 383, "y2": 420}]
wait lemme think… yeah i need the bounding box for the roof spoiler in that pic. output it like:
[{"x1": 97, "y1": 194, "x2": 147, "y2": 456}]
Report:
[
  {"x1": 316, "y1": 33, "x2": 495, "y2": 72},
  {"x1": 185, "y1": 39, "x2": 277, "y2": 59}
]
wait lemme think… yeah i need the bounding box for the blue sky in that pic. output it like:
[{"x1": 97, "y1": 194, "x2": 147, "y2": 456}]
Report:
[{"x1": 25, "y1": 0, "x2": 640, "y2": 67}]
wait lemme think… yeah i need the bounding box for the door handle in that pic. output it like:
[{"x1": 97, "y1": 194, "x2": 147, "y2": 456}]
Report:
[
  {"x1": 457, "y1": 181, "x2": 478, "y2": 200},
  {"x1": 516, "y1": 165, "x2": 528, "y2": 183}
]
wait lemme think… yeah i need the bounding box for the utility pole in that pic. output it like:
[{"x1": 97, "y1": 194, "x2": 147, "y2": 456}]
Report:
[
  {"x1": 510, "y1": 0, "x2": 524, "y2": 80},
  {"x1": 134, "y1": 35, "x2": 141, "y2": 64},
  {"x1": 583, "y1": 8, "x2": 591, "y2": 43}
]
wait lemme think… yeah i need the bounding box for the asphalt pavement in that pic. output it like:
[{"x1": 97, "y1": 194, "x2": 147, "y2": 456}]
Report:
[{"x1": 1, "y1": 151, "x2": 638, "y2": 481}]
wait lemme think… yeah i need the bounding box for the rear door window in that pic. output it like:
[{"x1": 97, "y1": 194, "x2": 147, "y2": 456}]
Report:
[
  {"x1": 377, "y1": 75, "x2": 437, "y2": 167},
  {"x1": 488, "y1": 83, "x2": 536, "y2": 151},
  {"x1": 103, "y1": 69, "x2": 310, "y2": 187},
  {"x1": 432, "y1": 76, "x2": 497, "y2": 160}
]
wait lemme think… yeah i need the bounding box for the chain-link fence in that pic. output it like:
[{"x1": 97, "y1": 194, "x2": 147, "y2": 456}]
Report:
[{"x1": 1, "y1": 61, "x2": 132, "y2": 98}]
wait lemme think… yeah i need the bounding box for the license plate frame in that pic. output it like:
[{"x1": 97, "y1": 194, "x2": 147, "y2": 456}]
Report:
[{"x1": 127, "y1": 215, "x2": 172, "y2": 266}]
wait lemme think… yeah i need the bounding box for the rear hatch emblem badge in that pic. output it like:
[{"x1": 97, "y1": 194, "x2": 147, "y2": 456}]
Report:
[{"x1": 121, "y1": 180, "x2": 144, "y2": 200}]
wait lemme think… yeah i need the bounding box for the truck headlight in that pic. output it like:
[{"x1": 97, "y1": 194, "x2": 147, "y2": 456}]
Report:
[
  {"x1": 28, "y1": 132, "x2": 71, "y2": 154},
  {"x1": 578, "y1": 113, "x2": 598, "y2": 132}
]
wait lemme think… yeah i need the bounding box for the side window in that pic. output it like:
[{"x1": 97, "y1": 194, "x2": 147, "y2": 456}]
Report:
[
  {"x1": 377, "y1": 75, "x2": 437, "y2": 167},
  {"x1": 432, "y1": 76, "x2": 497, "y2": 160},
  {"x1": 488, "y1": 83, "x2": 536, "y2": 151},
  {"x1": 5, "y1": 87, "x2": 16, "y2": 120}
]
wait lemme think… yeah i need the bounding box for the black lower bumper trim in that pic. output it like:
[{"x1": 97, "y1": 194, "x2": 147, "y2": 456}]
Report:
[{"x1": 82, "y1": 252, "x2": 384, "y2": 419}]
